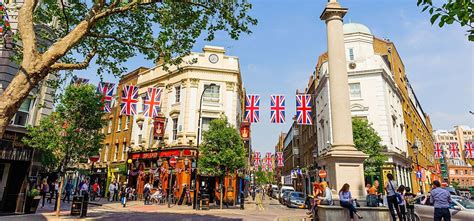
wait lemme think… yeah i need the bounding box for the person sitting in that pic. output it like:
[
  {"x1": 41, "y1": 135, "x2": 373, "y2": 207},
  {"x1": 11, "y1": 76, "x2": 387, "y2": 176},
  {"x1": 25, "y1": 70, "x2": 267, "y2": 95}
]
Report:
[
  {"x1": 319, "y1": 181, "x2": 333, "y2": 205},
  {"x1": 367, "y1": 180, "x2": 380, "y2": 207},
  {"x1": 339, "y1": 183, "x2": 363, "y2": 221}
]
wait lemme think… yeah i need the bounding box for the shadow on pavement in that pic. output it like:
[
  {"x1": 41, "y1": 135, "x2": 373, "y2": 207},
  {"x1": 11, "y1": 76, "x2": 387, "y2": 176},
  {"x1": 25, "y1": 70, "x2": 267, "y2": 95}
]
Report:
[{"x1": 92, "y1": 210, "x2": 244, "y2": 221}]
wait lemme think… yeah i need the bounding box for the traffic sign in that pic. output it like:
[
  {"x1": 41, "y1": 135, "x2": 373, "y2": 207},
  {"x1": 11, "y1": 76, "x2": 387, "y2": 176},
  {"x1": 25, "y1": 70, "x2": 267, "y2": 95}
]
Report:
[
  {"x1": 169, "y1": 157, "x2": 177, "y2": 167},
  {"x1": 319, "y1": 170, "x2": 327, "y2": 179},
  {"x1": 416, "y1": 171, "x2": 422, "y2": 179}
]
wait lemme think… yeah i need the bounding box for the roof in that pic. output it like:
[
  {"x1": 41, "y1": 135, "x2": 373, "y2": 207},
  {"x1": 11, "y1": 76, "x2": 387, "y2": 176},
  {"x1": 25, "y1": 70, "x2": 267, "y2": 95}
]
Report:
[{"x1": 343, "y1": 23, "x2": 371, "y2": 35}]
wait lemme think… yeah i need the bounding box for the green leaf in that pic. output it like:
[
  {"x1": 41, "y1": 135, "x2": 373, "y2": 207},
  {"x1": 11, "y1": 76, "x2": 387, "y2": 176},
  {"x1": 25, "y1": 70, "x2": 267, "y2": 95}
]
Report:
[
  {"x1": 430, "y1": 13, "x2": 441, "y2": 24},
  {"x1": 422, "y1": 5, "x2": 430, "y2": 12}
]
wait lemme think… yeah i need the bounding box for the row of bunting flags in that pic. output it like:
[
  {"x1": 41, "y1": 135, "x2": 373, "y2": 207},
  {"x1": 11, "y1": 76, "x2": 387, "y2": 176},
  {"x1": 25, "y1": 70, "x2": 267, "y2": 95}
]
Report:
[
  {"x1": 245, "y1": 94, "x2": 313, "y2": 125},
  {"x1": 434, "y1": 142, "x2": 474, "y2": 159},
  {"x1": 253, "y1": 151, "x2": 284, "y2": 172},
  {"x1": 73, "y1": 77, "x2": 314, "y2": 123}
]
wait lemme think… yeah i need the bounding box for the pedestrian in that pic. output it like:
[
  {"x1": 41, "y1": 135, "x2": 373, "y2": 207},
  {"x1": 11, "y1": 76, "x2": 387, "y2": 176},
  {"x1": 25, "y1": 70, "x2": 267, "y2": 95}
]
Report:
[
  {"x1": 91, "y1": 181, "x2": 99, "y2": 201},
  {"x1": 256, "y1": 189, "x2": 264, "y2": 211},
  {"x1": 404, "y1": 187, "x2": 417, "y2": 221},
  {"x1": 63, "y1": 179, "x2": 73, "y2": 203},
  {"x1": 113, "y1": 181, "x2": 119, "y2": 201},
  {"x1": 365, "y1": 183, "x2": 372, "y2": 195},
  {"x1": 54, "y1": 181, "x2": 59, "y2": 201},
  {"x1": 385, "y1": 173, "x2": 402, "y2": 221},
  {"x1": 430, "y1": 180, "x2": 452, "y2": 221},
  {"x1": 240, "y1": 190, "x2": 245, "y2": 210},
  {"x1": 367, "y1": 180, "x2": 379, "y2": 207},
  {"x1": 108, "y1": 181, "x2": 115, "y2": 202},
  {"x1": 251, "y1": 186, "x2": 256, "y2": 201},
  {"x1": 120, "y1": 185, "x2": 127, "y2": 207},
  {"x1": 40, "y1": 179, "x2": 49, "y2": 208},
  {"x1": 339, "y1": 183, "x2": 363, "y2": 221},
  {"x1": 397, "y1": 185, "x2": 407, "y2": 221},
  {"x1": 308, "y1": 182, "x2": 323, "y2": 219},
  {"x1": 47, "y1": 182, "x2": 54, "y2": 204},
  {"x1": 144, "y1": 182, "x2": 151, "y2": 205}
]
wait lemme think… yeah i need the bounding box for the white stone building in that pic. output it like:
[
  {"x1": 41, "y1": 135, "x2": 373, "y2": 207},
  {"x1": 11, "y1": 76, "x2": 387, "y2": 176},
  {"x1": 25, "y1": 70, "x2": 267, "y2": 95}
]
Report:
[
  {"x1": 130, "y1": 45, "x2": 245, "y2": 150},
  {"x1": 314, "y1": 23, "x2": 412, "y2": 188}
]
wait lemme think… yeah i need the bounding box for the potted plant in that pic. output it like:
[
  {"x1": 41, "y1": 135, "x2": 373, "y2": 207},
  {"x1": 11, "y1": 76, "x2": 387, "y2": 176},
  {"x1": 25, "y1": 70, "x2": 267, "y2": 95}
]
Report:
[{"x1": 24, "y1": 187, "x2": 41, "y2": 214}]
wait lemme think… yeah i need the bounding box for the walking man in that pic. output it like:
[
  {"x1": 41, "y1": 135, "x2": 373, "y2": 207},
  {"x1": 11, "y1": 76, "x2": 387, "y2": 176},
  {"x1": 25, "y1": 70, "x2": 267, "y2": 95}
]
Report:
[
  {"x1": 430, "y1": 180, "x2": 452, "y2": 221},
  {"x1": 108, "y1": 181, "x2": 116, "y2": 202}
]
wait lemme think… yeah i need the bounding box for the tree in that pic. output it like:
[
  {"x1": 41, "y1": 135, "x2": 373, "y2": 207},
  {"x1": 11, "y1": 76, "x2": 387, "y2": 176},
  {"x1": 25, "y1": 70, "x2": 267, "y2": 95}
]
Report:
[
  {"x1": 198, "y1": 116, "x2": 245, "y2": 209},
  {"x1": 417, "y1": 0, "x2": 473, "y2": 41},
  {"x1": 0, "y1": 0, "x2": 257, "y2": 137},
  {"x1": 23, "y1": 83, "x2": 105, "y2": 215},
  {"x1": 352, "y1": 118, "x2": 388, "y2": 176},
  {"x1": 254, "y1": 171, "x2": 274, "y2": 185}
]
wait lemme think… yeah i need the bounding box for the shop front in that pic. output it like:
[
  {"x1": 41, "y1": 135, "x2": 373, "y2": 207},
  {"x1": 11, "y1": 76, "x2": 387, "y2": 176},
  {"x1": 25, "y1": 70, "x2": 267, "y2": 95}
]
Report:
[{"x1": 128, "y1": 147, "x2": 197, "y2": 203}]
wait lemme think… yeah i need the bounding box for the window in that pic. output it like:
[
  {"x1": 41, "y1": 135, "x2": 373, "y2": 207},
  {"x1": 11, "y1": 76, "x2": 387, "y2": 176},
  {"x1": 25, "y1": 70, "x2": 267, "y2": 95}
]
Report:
[
  {"x1": 104, "y1": 145, "x2": 109, "y2": 162},
  {"x1": 125, "y1": 117, "x2": 129, "y2": 130},
  {"x1": 114, "y1": 144, "x2": 119, "y2": 161},
  {"x1": 455, "y1": 169, "x2": 458, "y2": 174},
  {"x1": 348, "y1": 48, "x2": 354, "y2": 61},
  {"x1": 172, "y1": 118, "x2": 178, "y2": 141},
  {"x1": 349, "y1": 83, "x2": 361, "y2": 98},
  {"x1": 203, "y1": 84, "x2": 220, "y2": 102},
  {"x1": 122, "y1": 142, "x2": 127, "y2": 161},
  {"x1": 175, "y1": 86, "x2": 181, "y2": 103},
  {"x1": 12, "y1": 98, "x2": 32, "y2": 126},
  {"x1": 465, "y1": 170, "x2": 468, "y2": 175},
  {"x1": 201, "y1": 118, "x2": 214, "y2": 132},
  {"x1": 117, "y1": 118, "x2": 121, "y2": 131}
]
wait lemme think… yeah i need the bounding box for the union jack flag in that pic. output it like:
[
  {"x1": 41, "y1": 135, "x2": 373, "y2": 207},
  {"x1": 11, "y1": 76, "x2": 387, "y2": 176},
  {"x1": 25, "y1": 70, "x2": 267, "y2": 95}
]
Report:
[
  {"x1": 245, "y1": 95, "x2": 260, "y2": 123},
  {"x1": 120, "y1": 85, "x2": 138, "y2": 116},
  {"x1": 434, "y1": 143, "x2": 444, "y2": 159},
  {"x1": 464, "y1": 142, "x2": 474, "y2": 159},
  {"x1": 143, "y1": 87, "x2": 162, "y2": 118},
  {"x1": 276, "y1": 152, "x2": 284, "y2": 167},
  {"x1": 71, "y1": 76, "x2": 90, "y2": 86},
  {"x1": 254, "y1": 151, "x2": 261, "y2": 169},
  {"x1": 448, "y1": 142, "x2": 460, "y2": 159},
  {"x1": 0, "y1": 2, "x2": 11, "y2": 34},
  {"x1": 270, "y1": 95, "x2": 285, "y2": 123},
  {"x1": 266, "y1": 152, "x2": 273, "y2": 172},
  {"x1": 296, "y1": 94, "x2": 313, "y2": 125},
  {"x1": 97, "y1": 82, "x2": 115, "y2": 113}
]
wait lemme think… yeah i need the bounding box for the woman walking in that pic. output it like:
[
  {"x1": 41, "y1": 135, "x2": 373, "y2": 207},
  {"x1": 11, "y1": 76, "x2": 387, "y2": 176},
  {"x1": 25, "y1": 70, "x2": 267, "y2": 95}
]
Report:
[
  {"x1": 397, "y1": 185, "x2": 407, "y2": 221},
  {"x1": 339, "y1": 183, "x2": 363, "y2": 221},
  {"x1": 40, "y1": 179, "x2": 49, "y2": 208},
  {"x1": 385, "y1": 173, "x2": 402, "y2": 221}
]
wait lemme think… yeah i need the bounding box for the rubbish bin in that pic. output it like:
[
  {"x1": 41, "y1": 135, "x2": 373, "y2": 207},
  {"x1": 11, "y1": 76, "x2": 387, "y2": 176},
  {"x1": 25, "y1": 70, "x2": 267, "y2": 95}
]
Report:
[
  {"x1": 81, "y1": 192, "x2": 89, "y2": 217},
  {"x1": 200, "y1": 194, "x2": 209, "y2": 210},
  {"x1": 70, "y1": 195, "x2": 83, "y2": 216}
]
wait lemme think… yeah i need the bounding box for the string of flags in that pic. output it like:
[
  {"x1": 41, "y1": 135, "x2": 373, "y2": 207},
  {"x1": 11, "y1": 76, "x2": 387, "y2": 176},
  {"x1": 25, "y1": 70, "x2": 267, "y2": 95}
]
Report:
[
  {"x1": 434, "y1": 142, "x2": 474, "y2": 159},
  {"x1": 253, "y1": 151, "x2": 284, "y2": 172}
]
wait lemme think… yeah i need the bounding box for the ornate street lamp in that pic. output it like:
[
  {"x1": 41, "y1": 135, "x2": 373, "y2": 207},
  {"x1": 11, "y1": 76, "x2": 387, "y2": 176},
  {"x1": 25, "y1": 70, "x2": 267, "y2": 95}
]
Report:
[
  {"x1": 411, "y1": 139, "x2": 424, "y2": 194},
  {"x1": 193, "y1": 83, "x2": 217, "y2": 210}
]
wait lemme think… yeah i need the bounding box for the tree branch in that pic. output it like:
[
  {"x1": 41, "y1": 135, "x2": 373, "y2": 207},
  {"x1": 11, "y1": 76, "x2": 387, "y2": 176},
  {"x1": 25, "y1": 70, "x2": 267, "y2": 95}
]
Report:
[
  {"x1": 50, "y1": 47, "x2": 97, "y2": 71},
  {"x1": 18, "y1": 0, "x2": 39, "y2": 64},
  {"x1": 88, "y1": 32, "x2": 154, "y2": 50}
]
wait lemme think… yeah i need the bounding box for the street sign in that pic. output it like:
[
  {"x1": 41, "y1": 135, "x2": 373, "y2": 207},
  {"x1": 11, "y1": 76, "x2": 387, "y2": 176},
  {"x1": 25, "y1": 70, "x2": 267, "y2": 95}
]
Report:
[
  {"x1": 169, "y1": 157, "x2": 177, "y2": 167},
  {"x1": 416, "y1": 171, "x2": 422, "y2": 179},
  {"x1": 319, "y1": 170, "x2": 327, "y2": 179}
]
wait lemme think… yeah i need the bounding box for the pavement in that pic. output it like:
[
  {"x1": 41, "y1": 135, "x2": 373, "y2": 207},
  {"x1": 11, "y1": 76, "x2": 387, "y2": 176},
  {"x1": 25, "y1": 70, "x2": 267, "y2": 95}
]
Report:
[{"x1": 0, "y1": 196, "x2": 308, "y2": 221}]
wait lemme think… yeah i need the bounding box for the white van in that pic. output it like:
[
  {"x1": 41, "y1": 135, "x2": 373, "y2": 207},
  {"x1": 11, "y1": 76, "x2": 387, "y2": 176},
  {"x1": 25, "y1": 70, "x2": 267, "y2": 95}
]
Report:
[{"x1": 279, "y1": 186, "x2": 295, "y2": 203}]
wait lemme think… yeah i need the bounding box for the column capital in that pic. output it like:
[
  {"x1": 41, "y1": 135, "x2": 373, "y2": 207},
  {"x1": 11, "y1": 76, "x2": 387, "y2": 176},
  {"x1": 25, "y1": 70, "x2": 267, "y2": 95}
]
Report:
[{"x1": 320, "y1": 2, "x2": 348, "y2": 22}]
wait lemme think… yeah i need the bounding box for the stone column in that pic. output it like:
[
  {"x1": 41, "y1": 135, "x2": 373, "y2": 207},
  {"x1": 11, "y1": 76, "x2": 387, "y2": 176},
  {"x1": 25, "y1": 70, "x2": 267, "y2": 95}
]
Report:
[{"x1": 319, "y1": 0, "x2": 367, "y2": 200}]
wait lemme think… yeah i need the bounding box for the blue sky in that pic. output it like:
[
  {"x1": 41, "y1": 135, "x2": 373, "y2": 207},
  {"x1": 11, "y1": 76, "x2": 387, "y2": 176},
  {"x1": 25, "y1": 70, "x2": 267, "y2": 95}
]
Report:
[{"x1": 76, "y1": 0, "x2": 474, "y2": 153}]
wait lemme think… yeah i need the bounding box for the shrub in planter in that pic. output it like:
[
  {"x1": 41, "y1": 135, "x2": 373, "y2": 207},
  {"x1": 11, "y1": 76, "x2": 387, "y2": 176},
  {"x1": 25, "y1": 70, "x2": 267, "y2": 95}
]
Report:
[{"x1": 25, "y1": 189, "x2": 42, "y2": 214}]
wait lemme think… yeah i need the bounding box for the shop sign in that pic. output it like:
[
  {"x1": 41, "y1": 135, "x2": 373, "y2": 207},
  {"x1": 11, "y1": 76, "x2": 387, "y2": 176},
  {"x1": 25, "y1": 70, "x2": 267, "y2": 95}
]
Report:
[
  {"x1": 153, "y1": 115, "x2": 166, "y2": 138},
  {"x1": 93, "y1": 168, "x2": 107, "y2": 174},
  {"x1": 240, "y1": 122, "x2": 250, "y2": 140}
]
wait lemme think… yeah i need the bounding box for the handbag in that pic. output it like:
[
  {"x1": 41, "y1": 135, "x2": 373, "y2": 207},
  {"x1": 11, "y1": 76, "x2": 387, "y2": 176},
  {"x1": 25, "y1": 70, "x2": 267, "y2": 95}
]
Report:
[
  {"x1": 389, "y1": 181, "x2": 402, "y2": 204},
  {"x1": 366, "y1": 195, "x2": 378, "y2": 207}
]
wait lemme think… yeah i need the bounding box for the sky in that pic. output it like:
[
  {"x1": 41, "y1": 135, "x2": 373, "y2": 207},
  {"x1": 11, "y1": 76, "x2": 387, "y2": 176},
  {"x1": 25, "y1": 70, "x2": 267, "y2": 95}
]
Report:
[{"x1": 75, "y1": 0, "x2": 474, "y2": 153}]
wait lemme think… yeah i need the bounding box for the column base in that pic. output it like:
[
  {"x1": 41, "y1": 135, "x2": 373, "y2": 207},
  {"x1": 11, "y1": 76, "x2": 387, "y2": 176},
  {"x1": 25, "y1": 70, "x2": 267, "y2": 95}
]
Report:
[{"x1": 317, "y1": 147, "x2": 367, "y2": 201}]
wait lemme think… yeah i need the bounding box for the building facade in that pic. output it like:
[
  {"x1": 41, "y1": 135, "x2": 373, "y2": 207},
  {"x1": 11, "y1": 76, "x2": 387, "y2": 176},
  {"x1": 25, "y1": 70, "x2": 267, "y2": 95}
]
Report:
[
  {"x1": 0, "y1": 1, "x2": 56, "y2": 213},
  {"x1": 433, "y1": 125, "x2": 474, "y2": 188},
  {"x1": 311, "y1": 23, "x2": 433, "y2": 194}
]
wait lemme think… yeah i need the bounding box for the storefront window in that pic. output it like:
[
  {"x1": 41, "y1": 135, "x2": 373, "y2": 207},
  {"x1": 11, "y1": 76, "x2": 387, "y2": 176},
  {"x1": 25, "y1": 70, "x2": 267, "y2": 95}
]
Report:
[{"x1": 12, "y1": 98, "x2": 32, "y2": 126}]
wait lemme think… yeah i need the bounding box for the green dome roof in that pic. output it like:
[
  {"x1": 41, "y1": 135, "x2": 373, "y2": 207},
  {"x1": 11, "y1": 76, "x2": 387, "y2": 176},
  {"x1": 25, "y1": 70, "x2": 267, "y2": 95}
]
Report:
[{"x1": 343, "y1": 23, "x2": 371, "y2": 35}]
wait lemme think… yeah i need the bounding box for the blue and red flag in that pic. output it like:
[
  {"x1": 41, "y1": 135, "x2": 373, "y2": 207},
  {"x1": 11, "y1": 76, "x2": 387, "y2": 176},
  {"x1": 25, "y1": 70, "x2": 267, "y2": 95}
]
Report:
[
  {"x1": 245, "y1": 94, "x2": 260, "y2": 123},
  {"x1": 120, "y1": 85, "x2": 138, "y2": 116},
  {"x1": 448, "y1": 142, "x2": 460, "y2": 159},
  {"x1": 296, "y1": 94, "x2": 312, "y2": 125},
  {"x1": 97, "y1": 82, "x2": 115, "y2": 113},
  {"x1": 143, "y1": 87, "x2": 162, "y2": 118},
  {"x1": 464, "y1": 142, "x2": 474, "y2": 159},
  {"x1": 270, "y1": 95, "x2": 285, "y2": 123},
  {"x1": 434, "y1": 143, "x2": 444, "y2": 159}
]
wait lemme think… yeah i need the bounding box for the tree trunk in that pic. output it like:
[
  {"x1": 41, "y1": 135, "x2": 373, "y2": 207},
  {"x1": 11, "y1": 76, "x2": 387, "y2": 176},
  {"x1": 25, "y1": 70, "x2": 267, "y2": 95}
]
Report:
[
  {"x1": 55, "y1": 175, "x2": 65, "y2": 217},
  {"x1": 220, "y1": 176, "x2": 223, "y2": 210},
  {"x1": 0, "y1": 66, "x2": 49, "y2": 138}
]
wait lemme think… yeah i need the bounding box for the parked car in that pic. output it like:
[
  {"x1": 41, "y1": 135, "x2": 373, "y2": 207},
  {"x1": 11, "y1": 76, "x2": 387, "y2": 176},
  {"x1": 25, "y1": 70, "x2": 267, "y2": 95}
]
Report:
[
  {"x1": 415, "y1": 195, "x2": 474, "y2": 221},
  {"x1": 286, "y1": 191, "x2": 306, "y2": 209},
  {"x1": 271, "y1": 185, "x2": 279, "y2": 198},
  {"x1": 281, "y1": 191, "x2": 291, "y2": 205},
  {"x1": 279, "y1": 186, "x2": 295, "y2": 203}
]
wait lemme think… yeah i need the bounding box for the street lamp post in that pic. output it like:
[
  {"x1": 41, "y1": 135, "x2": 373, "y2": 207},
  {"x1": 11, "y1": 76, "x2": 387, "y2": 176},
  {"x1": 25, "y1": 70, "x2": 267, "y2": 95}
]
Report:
[
  {"x1": 411, "y1": 140, "x2": 424, "y2": 194},
  {"x1": 193, "y1": 83, "x2": 217, "y2": 210},
  {"x1": 126, "y1": 146, "x2": 132, "y2": 186}
]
